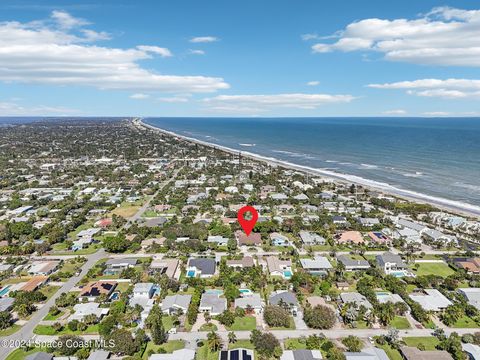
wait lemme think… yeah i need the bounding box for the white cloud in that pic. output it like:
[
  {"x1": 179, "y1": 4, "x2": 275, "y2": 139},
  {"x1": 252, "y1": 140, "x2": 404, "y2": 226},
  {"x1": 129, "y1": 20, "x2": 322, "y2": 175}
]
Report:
[
  {"x1": 0, "y1": 11, "x2": 229, "y2": 93},
  {"x1": 306, "y1": 81, "x2": 320, "y2": 86},
  {"x1": 130, "y1": 93, "x2": 150, "y2": 99},
  {"x1": 0, "y1": 101, "x2": 77, "y2": 115},
  {"x1": 383, "y1": 109, "x2": 406, "y2": 115},
  {"x1": 157, "y1": 97, "x2": 189, "y2": 103},
  {"x1": 51, "y1": 10, "x2": 89, "y2": 29},
  {"x1": 311, "y1": 7, "x2": 480, "y2": 66},
  {"x1": 422, "y1": 111, "x2": 451, "y2": 116},
  {"x1": 368, "y1": 78, "x2": 480, "y2": 99},
  {"x1": 202, "y1": 93, "x2": 355, "y2": 113},
  {"x1": 136, "y1": 45, "x2": 172, "y2": 57},
  {"x1": 189, "y1": 49, "x2": 205, "y2": 55},
  {"x1": 189, "y1": 36, "x2": 218, "y2": 43}
]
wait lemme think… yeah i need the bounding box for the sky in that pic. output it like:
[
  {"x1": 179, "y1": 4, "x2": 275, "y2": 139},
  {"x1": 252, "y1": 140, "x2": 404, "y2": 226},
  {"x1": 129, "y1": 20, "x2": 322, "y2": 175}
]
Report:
[{"x1": 1, "y1": 0, "x2": 480, "y2": 117}]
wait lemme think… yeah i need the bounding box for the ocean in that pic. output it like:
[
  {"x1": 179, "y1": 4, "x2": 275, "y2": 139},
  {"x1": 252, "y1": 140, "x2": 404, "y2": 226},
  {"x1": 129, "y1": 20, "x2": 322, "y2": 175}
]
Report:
[{"x1": 144, "y1": 117, "x2": 480, "y2": 214}]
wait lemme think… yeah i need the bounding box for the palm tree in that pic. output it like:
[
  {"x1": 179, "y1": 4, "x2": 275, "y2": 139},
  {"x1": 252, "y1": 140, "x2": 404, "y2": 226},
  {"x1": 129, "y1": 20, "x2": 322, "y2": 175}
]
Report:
[
  {"x1": 228, "y1": 331, "x2": 237, "y2": 344},
  {"x1": 207, "y1": 330, "x2": 223, "y2": 352}
]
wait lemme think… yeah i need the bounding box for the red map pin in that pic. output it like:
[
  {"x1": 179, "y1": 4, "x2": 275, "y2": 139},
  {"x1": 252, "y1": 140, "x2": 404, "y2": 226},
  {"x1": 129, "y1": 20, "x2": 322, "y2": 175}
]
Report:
[{"x1": 237, "y1": 205, "x2": 258, "y2": 236}]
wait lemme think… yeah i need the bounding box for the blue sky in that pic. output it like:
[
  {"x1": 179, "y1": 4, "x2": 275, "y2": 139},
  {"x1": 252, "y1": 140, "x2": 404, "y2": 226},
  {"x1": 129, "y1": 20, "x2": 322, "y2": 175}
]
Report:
[{"x1": 1, "y1": 0, "x2": 480, "y2": 117}]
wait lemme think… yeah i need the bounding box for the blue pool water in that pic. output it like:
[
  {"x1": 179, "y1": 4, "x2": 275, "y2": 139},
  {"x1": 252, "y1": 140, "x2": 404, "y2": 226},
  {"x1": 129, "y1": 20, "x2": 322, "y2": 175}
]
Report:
[
  {"x1": 0, "y1": 285, "x2": 10, "y2": 296},
  {"x1": 187, "y1": 270, "x2": 196, "y2": 278},
  {"x1": 283, "y1": 270, "x2": 293, "y2": 278}
]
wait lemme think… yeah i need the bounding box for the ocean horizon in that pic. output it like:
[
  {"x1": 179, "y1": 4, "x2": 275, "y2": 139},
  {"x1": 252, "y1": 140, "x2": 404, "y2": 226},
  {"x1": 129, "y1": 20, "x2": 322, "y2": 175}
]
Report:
[{"x1": 144, "y1": 117, "x2": 480, "y2": 213}]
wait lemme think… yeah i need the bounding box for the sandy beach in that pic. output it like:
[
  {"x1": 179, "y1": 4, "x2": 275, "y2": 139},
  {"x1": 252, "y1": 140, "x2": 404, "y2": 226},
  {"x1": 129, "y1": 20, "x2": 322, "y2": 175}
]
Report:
[{"x1": 136, "y1": 118, "x2": 480, "y2": 219}]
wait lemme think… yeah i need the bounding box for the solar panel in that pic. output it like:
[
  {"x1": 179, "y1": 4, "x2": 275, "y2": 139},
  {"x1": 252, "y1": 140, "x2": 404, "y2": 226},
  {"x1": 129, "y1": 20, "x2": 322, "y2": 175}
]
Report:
[
  {"x1": 231, "y1": 350, "x2": 239, "y2": 360},
  {"x1": 243, "y1": 350, "x2": 251, "y2": 360},
  {"x1": 220, "y1": 351, "x2": 228, "y2": 360}
]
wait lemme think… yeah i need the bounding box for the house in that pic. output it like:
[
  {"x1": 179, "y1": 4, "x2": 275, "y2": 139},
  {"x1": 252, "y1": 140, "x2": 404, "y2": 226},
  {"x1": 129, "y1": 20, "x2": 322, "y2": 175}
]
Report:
[
  {"x1": 236, "y1": 230, "x2": 262, "y2": 246},
  {"x1": 265, "y1": 256, "x2": 293, "y2": 279},
  {"x1": 400, "y1": 347, "x2": 453, "y2": 360},
  {"x1": 340, "y1": 292, "x2": 373, "y2": 310},
  {"x1": 28, "y1": 261, "x2": 60, "y2": 276},
  {"x1": 458, "y1": 288, "x2": 480, "y2": 310},
  {"x1": 269, "y1": 291, "x2": 298, "y2": 313},
  {"x1": 0, "y1": 297, "x2": 14, "y2": 312},
  {"x1": 357, "y1": 217, "x2": 380, "y2": 227},
  {"x1": 149, "y1": 349, "x2": 196, "y2": 360},
  {"x1": 271, "y1": 193, "x2": 288, "y2": 200},
  {"x1": 80, "y1": 281, "x2": 117, "y2": 301},
  {"x1": 208, "y1": 235, "x2": 229, "y2": 246},
  {"x1": 270, "y1": 232, "x2": 290, "y2": 247},
  {"x1": 235, "y1": 293, "x2": 263, "y2": 314},
  {"x1": 462, "y1": 343, "x2": 480, "y2": 360},
  {"x1": 376, "y1": 292, "x2": 406, "y2": 306},
  {"x1": 104, "y1": 258, "x2": 137, "y2": 275},
  {"x1": 219, "y1": 349, "x2": 254, "y2": 360},
  {"x1": 281, "y1": 350, "x2": 322, "y2": 360},
  {"x1": 299, "y1": 231, "x2": 326, "y2": 245},
  {"x1": 150, "y1": 258, "x2": 179, "y2": 279},
  {"x1": 133, "y1": 282, "x2": 156, "y2": 298},
  {"x1": 337, "y1": 255, "x2": 370, "y2": 271},
  {"x1": 186, "y1": 258, "x2": 216, "y2": 278},
  {"x1": 25, "y1": 353, "x2": 53, "y2": 360},
  {"x1": 344, "y1": 348, "x2": 389, "y2": 360},
  {"x1": 226, "y1": 256, "x2": 254, "y2": 269},
  {"x1": 367, "y1": 231, "x2": 391, "y2": 244},
  {"x1": 69, "y1": 302, "x2": 110, "y2": 321},
  {"x1": 337, "y1": 231, "x2": 364, "y2": 245},
  {"x1": 87, "y1": 350, "x2": 110, "y2": 360},
  {"x1": 423, "y1": 229, "x2": 457, "y2": 245},
  {"x1": 409, "y1": 289, "x2": 452, "y2": 312},
  {"x1": 376, "y1": 252, "x2": 407, "y2": 276},
  {"x1": 332, "y1": 216, "x2": 349, "y2": 226},
  {"x1": 454, "y1": 257, "x2": 480, "y2": 274},
  {"x1": 300, "y1": 256, "x2": 333, "y2": 275},
  {"x1": 161, "y1": 294, "x2": 192, "y2": 315},
  {"x1": 20, "y1": 276, "x2": 49, "y2": 292},
  {"x1": 199, "y1": 292, "x2": 227, "y2": 316}
]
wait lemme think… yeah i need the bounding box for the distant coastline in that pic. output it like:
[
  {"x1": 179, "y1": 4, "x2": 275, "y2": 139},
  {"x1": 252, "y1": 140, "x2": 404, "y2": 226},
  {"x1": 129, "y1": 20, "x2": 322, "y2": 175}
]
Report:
[{"x1": 136, "y1": 118, "x2": 480, "y2": 219}]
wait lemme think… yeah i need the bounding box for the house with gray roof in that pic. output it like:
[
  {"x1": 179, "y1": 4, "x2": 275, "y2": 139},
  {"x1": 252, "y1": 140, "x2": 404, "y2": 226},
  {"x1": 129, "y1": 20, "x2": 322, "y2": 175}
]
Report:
[
  {"x1": 337, "y1": 255, "x2": 370, "y2": 271},
  {"x1": 344, "y1": 348, "x2": 389, "y2": 360},
  {"x1": 375, "y1": 252, "x2": 407, "y2": 276},
  {"x1": 87, "y1": 350, "x2": 110, "y2": 360},
  {"x1": 269, "y1": 291, "x2": 298, "y2": 313},
  {"x1": 299, "y1": 231, "x2": 326, "y2": 245},
  {"x1": 199, "y1": 292, "x2": 227, "y2": 316},
  {"x1": 340, "y1": 292, "x2": 373, "y2": 310},
  {"x1": 409, "y1": 289, "x2": 452, "y2": 312},
  {"x1": 25, "y1": 353, "x2": 52, "y2": 360},
  {"x1": 104, "y1": 258, "x2": 137, "y2": 275},
  {"x1": 462, "y1": 343, "x2": 480, "y2": 360},
  {"x1": 281, "y1": 350, "x2": 322, "y2": 360},
  {"x1": 0, "y1": 297, "x2": 14, "y2": 312},
  {"x1": 187, "y1": 258, "x2": 216, "y2": 278},
  {"x1": 235, "y1": 293, "x2": 263, "y2": 314},
  {"x1": 161, "y1": 294, "x2": 192, "y2": 315},
  {"x1": 300, "y1": 256, "x2": 333, "y2": 275},
  {"x1": 458, "y1": 288, "x2": 480, "y2": 310}
]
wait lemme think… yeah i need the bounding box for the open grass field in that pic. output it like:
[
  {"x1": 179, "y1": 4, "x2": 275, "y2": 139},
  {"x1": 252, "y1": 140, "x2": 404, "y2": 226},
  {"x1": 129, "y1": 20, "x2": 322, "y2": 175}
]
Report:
[
  {"x1": 390, "y1": 316, "x2": 411, "y2": 329},
  {"x1": 33, "y1": 324, "x2": 99, "y2": 335},
  {"x1": 227, "y1": 316, "x2": 257, "y2": 331},
  {"x1": 284, "y1": 338, "x2": 308, "y2": 350},
  {"x1": 413, "y1": 262, "x2": 455, "y2": 277},
  {"x1": 0, "y1": 324, "x2": 21, "y2": 336},
  {"x1": 452, "y1": 315, "x2": 479, "y2": 328},
  {"x1": 143, "y1": 340, "x2": 185, "y2": 359},
  {"x1": 111, "y1": 204, "x2": 141, "y2": 218},
  {"x1": 403, "y1": 337, "x2": 440, "y2": 350}
]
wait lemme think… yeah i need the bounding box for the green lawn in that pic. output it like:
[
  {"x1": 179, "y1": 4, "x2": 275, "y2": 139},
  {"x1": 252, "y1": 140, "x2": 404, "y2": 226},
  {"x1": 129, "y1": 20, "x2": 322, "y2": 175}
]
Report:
[
  {"x1": 200, "y1": 323, "x2": 218, "y2": 331},
  {"x1": 162, "y1": 315, "x2": 174, "y2": 331},
  {"x1": 376, "y1": 341, "x2": 403, "y2": 360},
  {"x1": 5, "y1": 348, "x2": 47, "y2": 360},
  {"x1": 452, "y1": 315, "x2": 479, "y2": 328},
  {"x1": 270, "y1": 317, "x2": 295, "y2": 330},
  {"x1": 143, "y1": 340, "x2": 185, "y2": 359},
  {"x1": 40, "y1": 285, "x2": 61, "y2": 300},
  {"x1": 390, "y1": 316, "x2": 411, "y2": 329},
  {"x1": 227, "y1": 316, "x2": 257, "y2": 331},
  {"x1": 197, "y1": 344, "x2": 219, "y2": 360},
  {"x1": 33, "y1": 324, "x2": 99, "y2": 335},
  {"x1": 0, "y1": 324, "x2": 21, "y2": 336},
  {"x1": 43, "y1": 310, "x2": 65, "y2": 321},
  {"x1": 284, "y1": 338, "x2": 308, "y2": 350},
  {"x1": 412, "y1": 262, "x2": 455, "y2": 277},
  {"x1": 229, "y1": 340, "x2": 255, "y2": 350},
  {"x1": 403, "y1": 337, "x2": 440, "y2": 350}
]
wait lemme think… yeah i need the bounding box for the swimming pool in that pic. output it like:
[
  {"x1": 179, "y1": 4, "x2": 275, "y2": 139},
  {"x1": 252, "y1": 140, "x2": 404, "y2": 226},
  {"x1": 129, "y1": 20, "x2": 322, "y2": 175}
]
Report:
[
  {"x1": 187, "y1": 270, "x2": 196, "y2": 278},
  {"x1": 283, "y1": 270, "x2": 293, "y2": 278},
  {"x1": 390, "y1": 271, "x2": 406, "y2": 278},
  {"x1": 205, "y1": 289, "x2": 223, "y2": 295},
  {"x1": 239, "y1": 288, "x2": 252, "y2": 294},
  {"x1": 0, "y1": 285, "x2": 10, "y2": 297},
  {"x1": 110, "y1": 291, "x2": 120, "y2": 301}
]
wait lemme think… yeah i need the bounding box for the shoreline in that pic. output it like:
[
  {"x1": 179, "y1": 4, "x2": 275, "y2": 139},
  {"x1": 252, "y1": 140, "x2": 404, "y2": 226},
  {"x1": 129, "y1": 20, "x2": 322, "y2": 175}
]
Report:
[{"x1": 135, "y1": 118, "x2": 480, "y2": 219}]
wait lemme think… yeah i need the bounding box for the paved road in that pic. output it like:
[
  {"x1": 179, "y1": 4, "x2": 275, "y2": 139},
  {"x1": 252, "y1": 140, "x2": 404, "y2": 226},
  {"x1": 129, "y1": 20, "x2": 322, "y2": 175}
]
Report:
[{"x1": 0, "y1": 249, "x2": 106, "y2": 359}]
